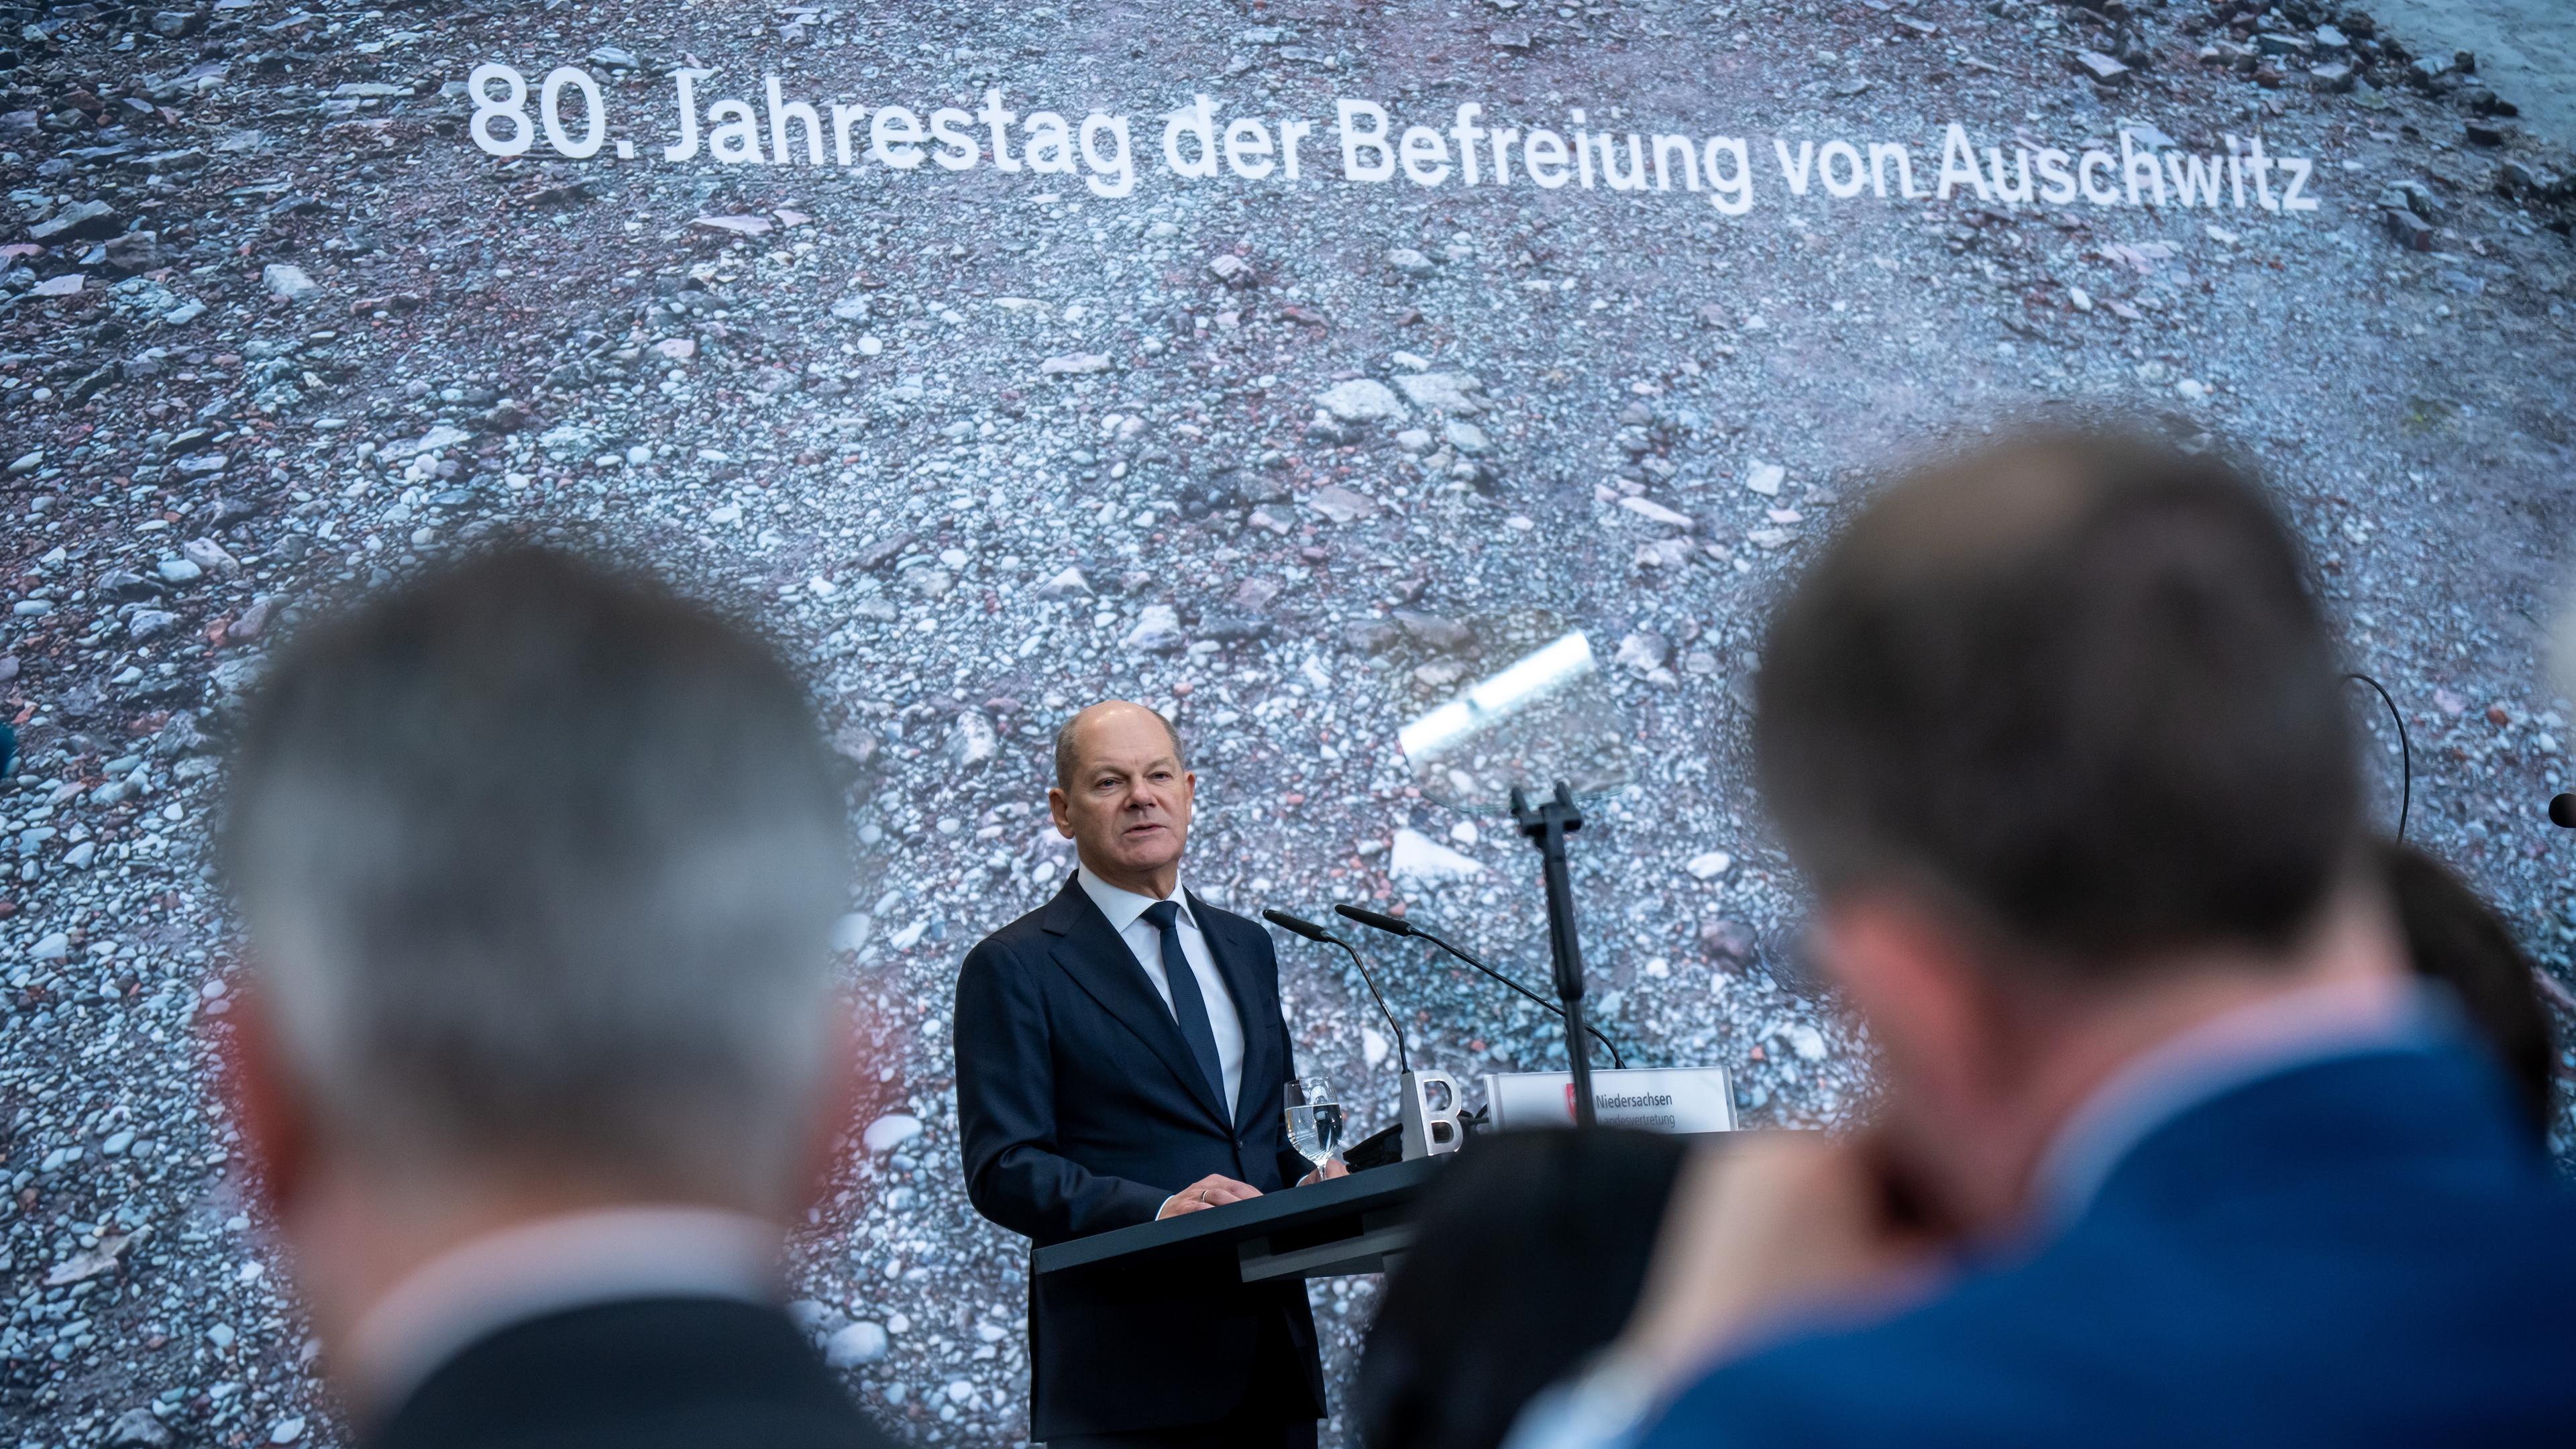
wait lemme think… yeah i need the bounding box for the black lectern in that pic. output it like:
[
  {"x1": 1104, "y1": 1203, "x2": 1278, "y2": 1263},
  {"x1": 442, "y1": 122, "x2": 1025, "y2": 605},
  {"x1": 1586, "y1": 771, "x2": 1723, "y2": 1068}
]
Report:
[{"x1": 1033, "y1": 1156, "x2": 1450, "y2": 1287}]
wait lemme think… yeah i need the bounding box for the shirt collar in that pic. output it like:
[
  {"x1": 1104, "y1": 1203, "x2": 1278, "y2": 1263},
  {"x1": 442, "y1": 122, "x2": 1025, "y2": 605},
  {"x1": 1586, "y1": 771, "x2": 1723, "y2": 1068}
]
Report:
[
  {"x1": 2031, "y1": 975, "x2": 2447, "y2": 1224},
  {"x1": 343, "y1": 1204, "x2": 782, "y2": 1419},
  {"x1": 1076, "y1": 860, "x2": 1193, "y2": 934}
]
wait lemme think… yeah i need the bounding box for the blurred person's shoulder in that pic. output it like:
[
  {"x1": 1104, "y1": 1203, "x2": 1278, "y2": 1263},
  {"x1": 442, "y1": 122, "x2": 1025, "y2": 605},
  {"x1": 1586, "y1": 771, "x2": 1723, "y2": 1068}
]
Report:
[{"x1": 1645, "y1": 1045, "x2": 2576, "y2": 1447}]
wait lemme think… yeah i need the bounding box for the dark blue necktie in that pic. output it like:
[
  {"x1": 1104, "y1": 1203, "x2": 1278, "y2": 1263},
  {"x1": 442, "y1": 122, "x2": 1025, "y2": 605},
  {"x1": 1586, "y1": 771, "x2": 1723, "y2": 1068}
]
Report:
[{"x1": 1142, "y1": 899, "x2": 1228, "y2": 1115}]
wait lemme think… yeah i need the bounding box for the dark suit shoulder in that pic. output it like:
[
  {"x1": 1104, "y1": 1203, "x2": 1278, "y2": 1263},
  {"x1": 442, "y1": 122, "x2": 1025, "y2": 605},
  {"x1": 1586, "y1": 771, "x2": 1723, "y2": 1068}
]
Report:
[{"x1": 371, "y1": 1297, "x2": 894, "y2": 1449}]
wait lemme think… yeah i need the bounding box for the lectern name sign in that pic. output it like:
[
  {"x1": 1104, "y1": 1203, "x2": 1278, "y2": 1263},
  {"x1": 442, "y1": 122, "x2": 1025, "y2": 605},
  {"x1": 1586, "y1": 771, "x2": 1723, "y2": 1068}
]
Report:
[{"x1": 1483, "y1": 1067, "x2": 1740, "y2": 1134}]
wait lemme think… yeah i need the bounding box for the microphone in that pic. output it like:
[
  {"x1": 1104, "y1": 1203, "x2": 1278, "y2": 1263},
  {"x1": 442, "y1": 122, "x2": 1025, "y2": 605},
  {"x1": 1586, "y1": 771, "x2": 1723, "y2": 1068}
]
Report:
[
  {"x1": 1334, "y1": 904, "x2": 1626, "y2": 1069},
  {"x1": 2552, "y1": 794, "x2": 2576, "y2": 828},
  {"x1": 1263, "y1": 908, "x2": 1411, "y2": 1073}
]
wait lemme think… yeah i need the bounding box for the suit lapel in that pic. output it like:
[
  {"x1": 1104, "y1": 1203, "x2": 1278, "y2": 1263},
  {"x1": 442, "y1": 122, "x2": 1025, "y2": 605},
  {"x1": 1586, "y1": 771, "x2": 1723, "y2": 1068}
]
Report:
[
  {"x1": 1042, "y1": 875, "x2": 1232, "y2": 1132},
  {"x1": 1193, "y1": 894, "x2": 1281, "y2": 1138}
]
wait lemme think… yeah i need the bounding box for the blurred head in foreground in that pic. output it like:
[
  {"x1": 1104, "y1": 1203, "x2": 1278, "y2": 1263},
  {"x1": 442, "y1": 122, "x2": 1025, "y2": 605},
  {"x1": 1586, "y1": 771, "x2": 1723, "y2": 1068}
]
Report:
[
  {"x1": 2381, "y1": 841, "x2": 2557, "y2": 1137},
  {"x1": 1754, "y1": 428, "x2": 2390, "y2": 1226},
  {"x1": 220, "y1": 549, "x2": 852, "y2": 1403},
  {"x1": 1360, "y1": 1130, "x2": 1691, "y2": 1449}
]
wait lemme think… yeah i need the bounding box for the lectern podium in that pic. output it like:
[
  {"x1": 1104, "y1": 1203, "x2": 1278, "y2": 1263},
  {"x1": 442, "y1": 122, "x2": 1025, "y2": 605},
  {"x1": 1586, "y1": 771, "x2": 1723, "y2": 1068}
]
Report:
[{"x1": 1033, "y1": 1155, "x2": 1449, "y2": 1287}]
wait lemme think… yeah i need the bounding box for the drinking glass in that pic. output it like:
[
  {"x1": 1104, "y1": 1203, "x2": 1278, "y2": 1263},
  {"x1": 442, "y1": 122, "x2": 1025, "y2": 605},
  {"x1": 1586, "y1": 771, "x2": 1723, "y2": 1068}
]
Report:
[{"x1": 1283, "y1": 1076, "x2": 1344, "y2": 1173}]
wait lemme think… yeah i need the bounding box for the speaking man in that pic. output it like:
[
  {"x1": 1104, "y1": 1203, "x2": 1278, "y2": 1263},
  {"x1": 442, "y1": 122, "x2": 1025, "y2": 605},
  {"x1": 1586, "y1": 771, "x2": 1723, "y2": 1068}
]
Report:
[
  {"x1": 219, "y1": 549, "x2": 896, "y2": 1449},
  {"x1": 955, "y1": 700, "x2": 1340, "y2": 1448}
]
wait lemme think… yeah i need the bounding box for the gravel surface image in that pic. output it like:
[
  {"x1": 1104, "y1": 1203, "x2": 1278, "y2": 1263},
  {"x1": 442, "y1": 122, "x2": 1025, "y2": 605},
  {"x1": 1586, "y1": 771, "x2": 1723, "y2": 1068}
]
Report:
[{"x1": 3, "y1": 0, "x2": 2573, "y2": 1444}]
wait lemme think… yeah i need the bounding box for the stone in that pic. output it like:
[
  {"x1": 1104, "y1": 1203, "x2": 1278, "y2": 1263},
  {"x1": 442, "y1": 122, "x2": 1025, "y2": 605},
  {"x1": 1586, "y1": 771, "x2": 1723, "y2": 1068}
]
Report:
[
  {"x1": 185, "y1": 537, "x2": 241, "y2": 578},
  {"x1": 2383, "y1": 208, "x2": 2435, "y2": 250},
  {"x1": 1699, "y1": 918, "x2": 1756, "y2": 963},
  {"x1": 1391, "y1": 827, "x2": 1485, "y2": 886},
  {"x1": 1124, "y1": 604, "x2": 1185, "y2": 653},
  {"x1": 156, "y1": 558, "x2": 204, "y2": 585},
  {"x1": 825, "y1": 1320, "x2": 890, "y2": 1367},
  {"x1": 1307, "y1": 484, "x2": 1378, "y2": 523},
  {"x1": 1618, "y1": 496, "x2": 1696, "y2": 530},
  {"x1": 128, "y1": 610, "x2": 180, "y2": 641},
  {"x1": 269, "y1": 1417, "x2": 306, "y2": 1444},
  {"x1": 1615, "y1": 631, "x2": 1670, "y2": 675},
  {"x1": 1385, "y1": 247, "x2": 1437, "y2": 277},
  {"x1": 29, "y1": 200, "x2": 120, "y2": 244},
  {"x1": 2075, "y1": 50, "x2": 2129, "y2": 83},
  {"x1": 1393, "y1": 372, "x2": 1486, "y2": 414},
  {"x1": 63, "y1": 841, "x2": 97, "y2": 870},
  {"x1": 32, "y1": 932, "x2": 70, "y2": 961},
  {"x1": 1207, "y1": 254, "x2": 1254, "y2": 286},
  {"x1": 1313, "y1": 378, "x2": 1405, "y2": 422},
  {"x1": 105, "y1": 1409, "x2": 172, "y2": 1448},
  {"x1": 947, "y1": 710, "x2": 998, "y2": 769},
  {"x1": 1040, "y1": 352, "x2": 1112, "y2": 376},
  {"x1": 230, "y1": 596, "x2": 274, "y2": 642},
  {"x1": 1036, "y1": 566, "x2": 1092, "y2": 599},
  {"x1": 262, "y1": 264, "x2": 319, "y2": 303},
  {"x1": 101, "y1": 231, "x2": 161, "y2": 274},
  {"x1": 863, "y1": 1114, "x2": 924, "y2": 1152},
  {"x1": 1442, "y1": 420, "x2": 1491, "y2": 455},
  {"x1": 1743, "y1": 462, "x2": 1786, "y2": 495},
  {"x1": 1684, "y1": 850, "x2": 1733, "y2": 880},
  {"x1": 1393, "y1": 610, "x2": 1475, "y2": 652}
]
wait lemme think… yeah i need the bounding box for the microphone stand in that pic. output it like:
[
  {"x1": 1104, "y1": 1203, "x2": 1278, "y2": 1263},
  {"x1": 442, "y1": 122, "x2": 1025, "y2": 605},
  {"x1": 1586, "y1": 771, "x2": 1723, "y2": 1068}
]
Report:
[
  {"x1": 1512, "y1": 782, "x2": 1595, "y2": 1128},
  {"x1": 1332, "y1": 904, "x2": 1623, "y2": 1068}
]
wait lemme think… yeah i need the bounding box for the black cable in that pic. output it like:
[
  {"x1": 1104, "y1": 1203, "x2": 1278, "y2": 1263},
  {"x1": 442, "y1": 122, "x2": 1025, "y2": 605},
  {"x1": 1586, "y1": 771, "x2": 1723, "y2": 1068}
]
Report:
[
  {"x1": 1409, "y1": 927, "x2": 1627, "y2": 1069},
  {"x1": 2345, "y1": 672, "x2": 2410, "y2": 843},
  {"x1": 1322, "y1": 934, "x2": 1410, "y2": 1075}
]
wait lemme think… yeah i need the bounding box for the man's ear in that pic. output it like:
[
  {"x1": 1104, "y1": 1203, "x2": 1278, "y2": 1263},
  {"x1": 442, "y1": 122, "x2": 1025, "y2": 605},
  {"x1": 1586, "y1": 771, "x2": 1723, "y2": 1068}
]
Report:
[
  {"x1": 798, "y1": 998, "x2": 875, "y2": 1220},
  {"x1": 1047, "y1": 786, "x2": 1073, "y2": 837},
  {"x1": 220, "y1": 983, "x2": 314, "y2": 1221},
  {"x1": 1812, "y1": 895, "x2": 2000, "y2": 1118}
]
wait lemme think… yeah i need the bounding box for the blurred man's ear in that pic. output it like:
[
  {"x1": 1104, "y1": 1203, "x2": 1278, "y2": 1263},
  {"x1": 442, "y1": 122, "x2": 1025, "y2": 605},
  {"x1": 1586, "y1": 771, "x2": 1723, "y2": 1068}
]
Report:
[
  {"x1": 1813, "y1": 896, "x2": 2004, "y2": 1123},
  {"x1": 798, "y1": 998, "x2": 877, "y2": 1220},
  {"x1": 1049, "y1": 786, "x2": 1073, "y2": 837},
  {"x1": 220, "y1": 985, "x2": 315, "y2": 1221}
]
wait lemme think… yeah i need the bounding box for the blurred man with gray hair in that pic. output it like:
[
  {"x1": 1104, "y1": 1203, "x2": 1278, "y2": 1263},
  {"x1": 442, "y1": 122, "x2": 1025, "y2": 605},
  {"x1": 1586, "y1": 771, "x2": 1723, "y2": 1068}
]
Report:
[{"x1": 220, "y1": 548, "x2": 895, "y2": 1449}]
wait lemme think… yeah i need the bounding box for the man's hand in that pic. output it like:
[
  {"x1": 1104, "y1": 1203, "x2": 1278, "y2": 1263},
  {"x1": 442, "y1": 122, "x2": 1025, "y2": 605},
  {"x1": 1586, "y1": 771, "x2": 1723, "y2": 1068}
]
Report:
[
  {"x1": 1157, "y1": 1174, "x2": 1261, "y2": 1219},
  {"x1": 1613, "y1": 1133, "x2": 1951, "y2": 1390},
  {"x1": 1296, "y1": 1157, "x2": 1349, "y2": 1187}
]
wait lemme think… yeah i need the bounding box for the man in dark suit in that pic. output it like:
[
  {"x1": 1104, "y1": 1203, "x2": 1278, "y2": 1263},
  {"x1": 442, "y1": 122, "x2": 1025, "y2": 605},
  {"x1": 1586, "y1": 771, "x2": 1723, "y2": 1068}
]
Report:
[
  {"x1": 955, "y1": 700, "x2": 1342, "y2": 1447},
  {"x1": 1505, "y1": 433, "x2": 2576, "y2": 1448},
  {"x1": 217, "y1": 549, "x2": 896, "y2": 1449}
]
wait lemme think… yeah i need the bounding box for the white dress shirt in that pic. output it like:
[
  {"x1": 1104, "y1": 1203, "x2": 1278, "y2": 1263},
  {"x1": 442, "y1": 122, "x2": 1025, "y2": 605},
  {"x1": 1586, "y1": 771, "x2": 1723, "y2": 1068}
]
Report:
[
  {"x1": 342, "y1": 1205, "x2": 782, "y2": 1417},
  {"x1": 1077, "y1": 862, "x2": 1247, "y2": 1120}
]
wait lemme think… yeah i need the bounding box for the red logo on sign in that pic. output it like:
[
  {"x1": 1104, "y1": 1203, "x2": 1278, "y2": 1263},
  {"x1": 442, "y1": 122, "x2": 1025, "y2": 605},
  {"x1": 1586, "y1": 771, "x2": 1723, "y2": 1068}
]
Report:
[{"x1": 1565, "y1": 1083, "x2": 1579, "y2": 1120}]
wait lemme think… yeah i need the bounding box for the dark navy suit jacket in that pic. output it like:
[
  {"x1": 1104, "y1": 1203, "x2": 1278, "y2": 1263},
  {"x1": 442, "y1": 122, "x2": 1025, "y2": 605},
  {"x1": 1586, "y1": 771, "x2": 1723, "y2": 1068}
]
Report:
[
  {"x1": 955, "y1": 872, "x2": 1322, "y2": 1440},
  {"x1": 1640, "y1": 1044, "x2": 2576, "y2": 1447}
]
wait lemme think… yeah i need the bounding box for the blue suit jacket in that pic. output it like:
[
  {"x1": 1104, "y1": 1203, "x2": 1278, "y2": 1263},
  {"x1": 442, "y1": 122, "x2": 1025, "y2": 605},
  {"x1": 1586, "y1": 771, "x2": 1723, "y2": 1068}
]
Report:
[
  {"x1": 1642, "y1": 1045, "x2": 2576, "y2": 1446},
  {"x1": 954, "y1": 872, "x2": 1322, "y2": 1439}
]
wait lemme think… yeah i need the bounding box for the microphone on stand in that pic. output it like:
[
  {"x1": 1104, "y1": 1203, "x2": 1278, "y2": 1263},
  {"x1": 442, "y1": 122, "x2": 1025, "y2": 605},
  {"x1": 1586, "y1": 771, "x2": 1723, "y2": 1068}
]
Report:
[
  {"x1": 1334, "y1": 904, "x2": 1625, "y2": 1069},
  {"x1": 1263, "y1": 907, "x2": 1411, "y2": 1074},
  {"x1": 2551, "y1": 794, "x2": 2576, "y2": 828}
]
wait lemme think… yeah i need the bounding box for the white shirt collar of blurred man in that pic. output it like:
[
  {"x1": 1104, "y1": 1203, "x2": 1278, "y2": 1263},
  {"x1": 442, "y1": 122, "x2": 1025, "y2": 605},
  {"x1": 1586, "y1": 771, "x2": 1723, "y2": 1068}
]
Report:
[
  {"x1": 343, "y1": 1204, "x2": 782, "y2": 1416},
  {"x1": 2032, "y1": 972, "x2": 2447, "y2": 1223}
]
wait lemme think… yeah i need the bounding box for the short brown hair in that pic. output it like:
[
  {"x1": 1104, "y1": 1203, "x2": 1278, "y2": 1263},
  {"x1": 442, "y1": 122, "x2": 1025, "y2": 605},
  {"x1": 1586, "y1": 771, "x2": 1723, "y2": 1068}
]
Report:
[{"x1": 1755, "y1": 429, "x2": 2355, "y2": 971}]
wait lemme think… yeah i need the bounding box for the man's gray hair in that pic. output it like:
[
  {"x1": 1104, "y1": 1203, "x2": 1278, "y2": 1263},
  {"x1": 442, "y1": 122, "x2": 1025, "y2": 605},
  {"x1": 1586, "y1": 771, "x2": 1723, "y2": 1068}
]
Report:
[{"x1": 221, "y1": 549, "x2": 847, "y2": 1197}]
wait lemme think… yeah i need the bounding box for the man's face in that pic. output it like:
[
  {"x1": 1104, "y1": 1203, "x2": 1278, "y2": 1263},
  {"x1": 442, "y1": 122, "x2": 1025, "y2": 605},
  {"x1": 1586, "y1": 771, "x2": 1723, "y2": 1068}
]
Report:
[{"x1": 1049, "y1": 705, "x2": 1195, "y2": 889}]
